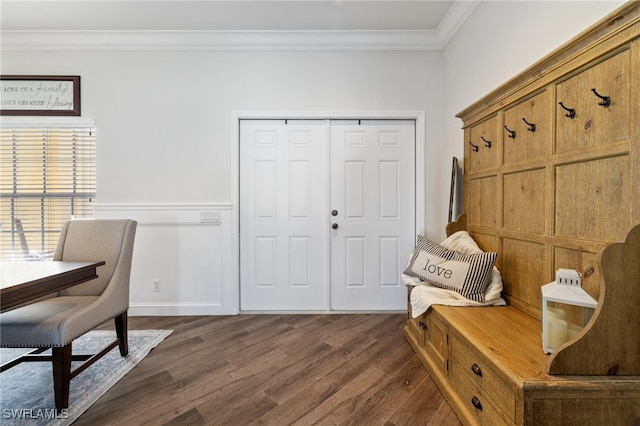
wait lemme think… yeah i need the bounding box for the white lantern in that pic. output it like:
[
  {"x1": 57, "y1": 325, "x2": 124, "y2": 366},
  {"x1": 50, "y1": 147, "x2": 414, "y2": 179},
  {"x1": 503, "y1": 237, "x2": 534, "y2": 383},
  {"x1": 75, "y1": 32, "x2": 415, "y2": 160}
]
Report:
[{"x1": 541, "y1": 269, "x2": 597, "y2": 354}]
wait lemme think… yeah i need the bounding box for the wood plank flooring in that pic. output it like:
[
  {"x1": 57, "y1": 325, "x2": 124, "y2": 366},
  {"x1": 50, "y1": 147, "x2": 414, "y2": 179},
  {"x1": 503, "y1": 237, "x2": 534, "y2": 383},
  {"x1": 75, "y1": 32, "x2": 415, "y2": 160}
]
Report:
[{"x1": 77, "y1": 314, "x2": 462, "y2": 426}]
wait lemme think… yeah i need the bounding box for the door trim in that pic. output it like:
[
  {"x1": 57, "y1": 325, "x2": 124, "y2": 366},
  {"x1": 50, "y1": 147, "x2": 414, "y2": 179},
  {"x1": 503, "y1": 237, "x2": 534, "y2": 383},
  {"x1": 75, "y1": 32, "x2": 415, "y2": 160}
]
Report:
[{"x1": 231, "y1": 111, "x2": 426, "y2": 313}]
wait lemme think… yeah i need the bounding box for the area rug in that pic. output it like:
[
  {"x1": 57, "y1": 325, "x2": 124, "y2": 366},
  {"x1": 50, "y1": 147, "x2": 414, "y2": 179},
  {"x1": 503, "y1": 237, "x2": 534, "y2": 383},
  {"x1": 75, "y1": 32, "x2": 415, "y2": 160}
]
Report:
[{"x1": 0, "y1": 329, "x2": 172, "y2": 426}]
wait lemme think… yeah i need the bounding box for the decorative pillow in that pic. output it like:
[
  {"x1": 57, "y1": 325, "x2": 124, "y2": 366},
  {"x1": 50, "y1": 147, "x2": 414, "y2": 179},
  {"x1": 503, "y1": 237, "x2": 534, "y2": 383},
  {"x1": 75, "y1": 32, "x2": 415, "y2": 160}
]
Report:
[
  {"x1": 403, "y1": 235, "x2": 497, "y2": 302},
  {"x1": 441, "y1": 230, "x2": 482, "y2": 255}
]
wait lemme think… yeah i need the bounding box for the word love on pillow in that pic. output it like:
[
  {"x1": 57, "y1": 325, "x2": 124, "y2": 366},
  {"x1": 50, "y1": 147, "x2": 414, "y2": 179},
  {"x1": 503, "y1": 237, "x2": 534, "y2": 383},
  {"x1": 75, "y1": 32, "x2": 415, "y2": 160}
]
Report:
[{"x1": 404, "y1": 235, "x2": 497, "y2": 302}]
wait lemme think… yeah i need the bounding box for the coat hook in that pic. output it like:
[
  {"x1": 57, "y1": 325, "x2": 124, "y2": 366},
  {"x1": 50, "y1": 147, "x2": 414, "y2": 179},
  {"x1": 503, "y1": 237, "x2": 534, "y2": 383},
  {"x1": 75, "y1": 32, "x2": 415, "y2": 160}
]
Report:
[
  {"x1": 522, "y1": 118, "x2": 536, "y2": 132},
  {"x1": 469, "y1": 141, "x2": 479, "y2": 152},
  {"x1": 558, "y1": 102, "x2": 576, "y2": 119},
  {"x1": 481, "y1": 136, "x2": 491, "y2": 148},
  {"x1": 591, "y1": 88, "x2": 611, "y2": 107},
  {"x1": 504, "y1": 125, "x2": 516, "y2": 139}
]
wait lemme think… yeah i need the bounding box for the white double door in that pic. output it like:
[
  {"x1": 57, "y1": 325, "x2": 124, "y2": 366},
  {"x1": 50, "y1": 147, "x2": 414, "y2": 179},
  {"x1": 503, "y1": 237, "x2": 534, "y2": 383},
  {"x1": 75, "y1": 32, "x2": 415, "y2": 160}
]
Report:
[{"x1": 240, "y1": 119, "x2": 415, "y2": 311}]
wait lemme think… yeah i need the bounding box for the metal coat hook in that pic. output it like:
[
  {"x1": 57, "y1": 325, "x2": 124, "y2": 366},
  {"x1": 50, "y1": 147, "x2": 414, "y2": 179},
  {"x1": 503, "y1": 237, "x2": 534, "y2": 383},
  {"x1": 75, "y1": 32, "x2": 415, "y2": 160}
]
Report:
[
  {"x1": 481, "y1": 136, "x2": 492, "y2": 148},
  {"x1": 591, "y1": 88, "x2": 611, "y2": 107},
  {"x1": 522, "y1": 117, "x2": 536, "y2": 132},
  {"x1": 558, "y1": 102, "x2": 576, "y2": 119},
  {"x1": 504, "y1": 125, "x2": 516, "y2": 139},
  {"x1": 469, "y1": 141, "x2": 479, "y2": 152}
]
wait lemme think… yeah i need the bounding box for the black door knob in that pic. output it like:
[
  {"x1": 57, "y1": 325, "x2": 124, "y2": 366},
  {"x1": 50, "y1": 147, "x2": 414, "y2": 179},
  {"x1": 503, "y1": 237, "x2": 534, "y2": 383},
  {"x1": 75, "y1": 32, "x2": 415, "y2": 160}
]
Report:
[{"x1": 332, "y1": 223, "x2": 339, "y2": 229}]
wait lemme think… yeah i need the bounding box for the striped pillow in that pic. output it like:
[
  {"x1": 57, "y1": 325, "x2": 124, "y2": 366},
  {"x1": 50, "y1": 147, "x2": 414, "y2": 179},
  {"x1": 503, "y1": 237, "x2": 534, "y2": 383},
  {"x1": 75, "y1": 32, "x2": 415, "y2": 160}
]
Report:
[{"x1": 403, "y1": 235, "x2": 497, "y2": 302}]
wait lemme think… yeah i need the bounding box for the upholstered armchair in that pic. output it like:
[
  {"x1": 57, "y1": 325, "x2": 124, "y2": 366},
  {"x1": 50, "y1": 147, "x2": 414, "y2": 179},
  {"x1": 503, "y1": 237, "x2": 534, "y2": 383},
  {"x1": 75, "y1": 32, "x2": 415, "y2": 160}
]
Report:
[{"x1": 0, "y1": 219, "x2": 137, "y2": 409}]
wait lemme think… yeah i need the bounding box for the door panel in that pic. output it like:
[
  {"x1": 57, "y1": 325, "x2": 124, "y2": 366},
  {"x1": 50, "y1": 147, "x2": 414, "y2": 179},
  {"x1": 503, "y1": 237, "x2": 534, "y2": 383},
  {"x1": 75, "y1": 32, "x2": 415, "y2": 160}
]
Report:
[
  {"x1": 330, "y1": 120, "x2": 415, "y2": 310},
  {"x1": 240, "y1": 120, "x2": 329, "y2": 310},
  {"x1": 345, "y1": 161, "x2": 366, "y2": 218}
]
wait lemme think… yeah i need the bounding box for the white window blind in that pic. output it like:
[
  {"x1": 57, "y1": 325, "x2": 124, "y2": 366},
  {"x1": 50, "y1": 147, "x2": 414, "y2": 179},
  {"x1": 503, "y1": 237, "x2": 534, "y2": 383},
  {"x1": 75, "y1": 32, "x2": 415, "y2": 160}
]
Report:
[{"x1": 0, "y1": 126, "x2": 96, "y2": 261}]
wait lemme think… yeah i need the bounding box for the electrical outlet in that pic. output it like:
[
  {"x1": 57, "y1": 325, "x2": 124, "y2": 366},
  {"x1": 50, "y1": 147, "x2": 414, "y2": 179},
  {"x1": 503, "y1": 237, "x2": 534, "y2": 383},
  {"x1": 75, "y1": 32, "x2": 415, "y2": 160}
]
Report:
[{"x1": 153, "y1": 279, "x2": 161, "y2": 292}]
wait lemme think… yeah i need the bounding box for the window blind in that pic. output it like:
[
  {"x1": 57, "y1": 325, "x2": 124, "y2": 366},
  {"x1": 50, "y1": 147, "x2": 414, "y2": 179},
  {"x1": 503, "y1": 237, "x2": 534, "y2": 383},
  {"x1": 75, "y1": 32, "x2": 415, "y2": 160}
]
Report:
[{"x1": 0, "y1": 127, "x2": 96, "y2": 261}]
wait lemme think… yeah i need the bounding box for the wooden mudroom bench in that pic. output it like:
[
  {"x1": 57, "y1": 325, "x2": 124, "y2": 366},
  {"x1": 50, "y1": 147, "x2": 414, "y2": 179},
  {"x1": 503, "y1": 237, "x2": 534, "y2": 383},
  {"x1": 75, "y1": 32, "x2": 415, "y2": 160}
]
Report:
[
  {"x1": 405, "y1": 3, "x2": 640, "y2": 425},
  {"x1": 405, "y1": 215, "x2": 640, "y2": 425}
]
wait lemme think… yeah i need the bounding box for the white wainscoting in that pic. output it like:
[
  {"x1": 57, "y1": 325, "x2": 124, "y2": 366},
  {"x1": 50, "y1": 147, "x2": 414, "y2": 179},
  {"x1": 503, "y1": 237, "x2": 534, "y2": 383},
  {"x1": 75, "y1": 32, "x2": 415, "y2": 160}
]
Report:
[{"x1": 94, "y1": 203, "x2": 237, "y2": 316}]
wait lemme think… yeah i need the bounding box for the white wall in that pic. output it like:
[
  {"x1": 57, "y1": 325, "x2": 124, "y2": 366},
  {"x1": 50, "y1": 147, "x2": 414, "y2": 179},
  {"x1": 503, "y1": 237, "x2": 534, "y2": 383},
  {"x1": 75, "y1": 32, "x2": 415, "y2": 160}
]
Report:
[
  {"x1": 441, "y1": 0, "x2": 625, "y2": 239},
  {"x1": 3, "y1": 50, "x2": 440, "y2": 203},
  {"x1": 1, "y1": 47, "x2": 443, "y2": 314}
]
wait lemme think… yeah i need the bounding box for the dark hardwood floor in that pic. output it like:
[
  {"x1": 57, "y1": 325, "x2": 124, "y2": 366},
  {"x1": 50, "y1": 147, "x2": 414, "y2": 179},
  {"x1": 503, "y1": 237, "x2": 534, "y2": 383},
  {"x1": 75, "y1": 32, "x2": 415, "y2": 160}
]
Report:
[{"x1": 78, "y1": 314, "x2": 462, "y2": 425}]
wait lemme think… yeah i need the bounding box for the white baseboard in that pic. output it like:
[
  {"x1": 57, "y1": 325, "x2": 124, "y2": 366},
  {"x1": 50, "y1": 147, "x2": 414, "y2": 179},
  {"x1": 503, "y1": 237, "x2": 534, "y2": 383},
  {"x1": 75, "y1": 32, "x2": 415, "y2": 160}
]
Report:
[{"x1": 130, "y1": 303, "x2": 237, "y2": 316}]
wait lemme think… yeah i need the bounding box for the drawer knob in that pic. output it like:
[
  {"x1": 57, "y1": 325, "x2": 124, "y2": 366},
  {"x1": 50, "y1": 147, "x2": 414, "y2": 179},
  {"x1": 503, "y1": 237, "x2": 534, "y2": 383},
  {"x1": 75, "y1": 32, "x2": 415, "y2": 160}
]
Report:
[
  {"x1": 418, "y1": 321, "x2": 427, "y2": 330},
  {"x1": 471, "y1": 363, "x2": 483, "y2": 377},
  {"x1": 471, "y1": 396, "x2": 483, "y2": 411}
]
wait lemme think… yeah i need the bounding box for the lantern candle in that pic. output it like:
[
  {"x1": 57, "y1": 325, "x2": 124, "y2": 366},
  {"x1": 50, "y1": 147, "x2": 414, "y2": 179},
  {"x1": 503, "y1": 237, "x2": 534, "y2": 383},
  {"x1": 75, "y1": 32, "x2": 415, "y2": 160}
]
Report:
[
  {"x1": 547, "y1": 307, "x2": 565, "y2": 320},
  {"x1": 567, "y1": 324, "x2": 583, "y2": 340},
  {"x1": 547, "y1": 317, "x2": 568, "y2": 350}
]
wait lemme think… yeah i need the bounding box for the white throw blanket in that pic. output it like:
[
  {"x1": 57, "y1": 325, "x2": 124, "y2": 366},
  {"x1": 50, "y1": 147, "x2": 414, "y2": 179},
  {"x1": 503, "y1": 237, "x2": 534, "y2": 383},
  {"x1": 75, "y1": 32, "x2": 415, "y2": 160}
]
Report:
[{"x1": 404, "y1": 231, "x2": 506, "y2": 317}]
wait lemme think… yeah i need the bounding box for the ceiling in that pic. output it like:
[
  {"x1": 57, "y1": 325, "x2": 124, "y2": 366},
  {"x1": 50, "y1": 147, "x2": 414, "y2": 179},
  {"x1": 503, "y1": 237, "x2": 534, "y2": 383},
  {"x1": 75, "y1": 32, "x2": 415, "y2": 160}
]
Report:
[
  {"x1": 1, "y1": 0, "x2": 466, "y2": 32},
  {"x1": 0, "y1": 1, "x2": 481, "y2": 50}
]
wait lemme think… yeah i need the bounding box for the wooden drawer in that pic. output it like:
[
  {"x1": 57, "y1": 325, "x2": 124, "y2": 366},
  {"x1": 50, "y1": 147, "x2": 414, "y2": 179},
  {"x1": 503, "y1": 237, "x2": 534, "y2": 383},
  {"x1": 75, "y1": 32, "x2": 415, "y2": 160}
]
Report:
[
  {"x1": 406, "y1": 287, "x2": 427, "y2": 343},
  {"x1": 407, "y1": 312, "x2": 426, "y2": 343},
  {"x1": 450, "y1": 363, "x2": 513, "y2": 426},
  {"x1": 425, "y1": 310, "x2": 448, "y2": 374},
  {"x1": 451, "y1": 335, "x2": 515, "y2": 423}
]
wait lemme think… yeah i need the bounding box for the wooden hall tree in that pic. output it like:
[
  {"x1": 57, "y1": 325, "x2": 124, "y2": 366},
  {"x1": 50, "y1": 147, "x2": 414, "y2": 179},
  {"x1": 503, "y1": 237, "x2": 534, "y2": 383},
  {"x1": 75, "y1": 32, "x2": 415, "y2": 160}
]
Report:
[{"x1": 405, "y1": 3, "x2": 640, "y2": 425}]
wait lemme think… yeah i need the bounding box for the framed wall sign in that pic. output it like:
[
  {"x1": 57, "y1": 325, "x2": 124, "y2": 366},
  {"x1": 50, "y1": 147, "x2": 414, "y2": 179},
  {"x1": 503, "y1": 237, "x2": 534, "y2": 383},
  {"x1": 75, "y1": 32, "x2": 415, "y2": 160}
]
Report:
[{"x1": 1, "y1": 75, "x2": 80, "y2": 116}]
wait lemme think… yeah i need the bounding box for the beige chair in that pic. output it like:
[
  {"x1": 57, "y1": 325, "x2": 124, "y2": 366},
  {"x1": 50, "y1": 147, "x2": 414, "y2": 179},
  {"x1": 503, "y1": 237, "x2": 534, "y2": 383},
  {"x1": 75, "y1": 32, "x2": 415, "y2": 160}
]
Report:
[{"x1": 0, "y1": 219, "x2": 137, "y2": 409}]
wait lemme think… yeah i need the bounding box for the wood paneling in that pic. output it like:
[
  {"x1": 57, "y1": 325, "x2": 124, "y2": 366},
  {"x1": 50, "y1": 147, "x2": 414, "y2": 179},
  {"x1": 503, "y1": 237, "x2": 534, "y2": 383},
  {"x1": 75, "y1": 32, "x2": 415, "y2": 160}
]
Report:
[
  {"x1": 555, "y1": 49, "x2": 631, "y2": 154},
  {"x1": 503, "y1": 91, "x2": 551, "y2": 165}
]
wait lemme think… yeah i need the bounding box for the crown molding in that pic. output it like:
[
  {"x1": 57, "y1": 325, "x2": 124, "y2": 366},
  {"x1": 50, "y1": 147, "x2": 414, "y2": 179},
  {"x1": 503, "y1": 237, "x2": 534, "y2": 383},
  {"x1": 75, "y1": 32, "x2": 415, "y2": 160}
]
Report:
[
  {"x1": 1, "y1": 29, "x2": 443, "y2": 52},
  {"x1": 0, "y1": 1, "x2": 479, "y2": 52},
  {"x1": 436, "y1": 0, "x2": 481, "y2": 48}
]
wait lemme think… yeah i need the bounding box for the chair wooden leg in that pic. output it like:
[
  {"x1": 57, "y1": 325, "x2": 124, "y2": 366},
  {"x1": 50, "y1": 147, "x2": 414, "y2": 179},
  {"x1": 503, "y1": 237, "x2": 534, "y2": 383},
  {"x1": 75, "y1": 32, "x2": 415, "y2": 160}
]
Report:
[
  {"x1": 52, "y1": 344, "x2": 72, "y2": 410},
  {"x1": 115, "y1": 311, "x2": 128, "y2": 356}
]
